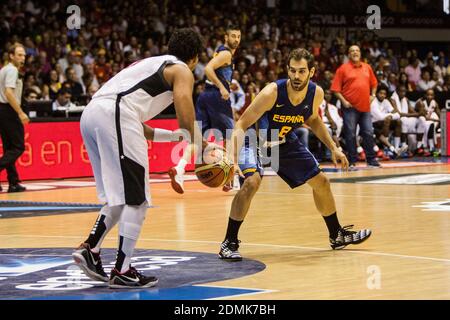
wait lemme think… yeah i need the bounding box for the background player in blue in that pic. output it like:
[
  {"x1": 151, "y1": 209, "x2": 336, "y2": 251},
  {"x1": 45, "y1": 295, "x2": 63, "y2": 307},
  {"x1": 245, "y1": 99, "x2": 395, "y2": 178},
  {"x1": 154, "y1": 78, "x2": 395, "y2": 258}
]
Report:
[
  {"x1": 169, "y1": 25, "x2": 241, "y2": 193},
  {"x1": 219, "y1": 48, "x2": 372, "y2": 260}
]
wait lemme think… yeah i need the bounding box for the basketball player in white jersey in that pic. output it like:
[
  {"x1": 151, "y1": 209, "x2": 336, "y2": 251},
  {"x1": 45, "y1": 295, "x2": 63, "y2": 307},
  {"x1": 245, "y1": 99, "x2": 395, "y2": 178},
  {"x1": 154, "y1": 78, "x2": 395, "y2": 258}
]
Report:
[
  {"x1": 415, "y1": 89, "x2": 440, "y2": 155},
  {"x1": 72, "y1": 29, "x2": 204, "y2": 288},
  {"x1": 391, "y1": 85, "x2": 419, "y2": 155}
]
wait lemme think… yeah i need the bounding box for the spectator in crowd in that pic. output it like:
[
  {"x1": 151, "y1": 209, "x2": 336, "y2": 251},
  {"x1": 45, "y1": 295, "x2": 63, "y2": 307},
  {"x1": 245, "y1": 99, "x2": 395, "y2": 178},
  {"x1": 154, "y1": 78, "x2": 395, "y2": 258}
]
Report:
[
  {"x1": 52, "y1": 87, "x2": 75, "y2": 111},
  {"x1": 62, "y1": 67, "x2": 83, "y2": 102},
  {"x1": 417, "y1": 70, "x2": 436, "y2": 92},
  {"x1": 331, "y1": 45, "x2": 380, "y2": 169},
  {"x1": 398, "y1": 72, "x2": 414, "y2": 92},
  {"x1": 42, "y1": 69, "x2": 62, "y2": 100},
  {"x1": 320, "y1": 89, "x2": 343, "y2": 151},
  {"x1": 405, "y1": 57, "x2": 422, "y2": 86}
]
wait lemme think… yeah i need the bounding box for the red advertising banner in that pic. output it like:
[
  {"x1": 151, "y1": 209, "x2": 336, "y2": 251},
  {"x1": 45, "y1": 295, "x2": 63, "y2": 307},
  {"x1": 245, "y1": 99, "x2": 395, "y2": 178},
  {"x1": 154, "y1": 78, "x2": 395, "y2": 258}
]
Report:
[{"x1": 0, "y1": 119, "x2": 193, "y2": 181}]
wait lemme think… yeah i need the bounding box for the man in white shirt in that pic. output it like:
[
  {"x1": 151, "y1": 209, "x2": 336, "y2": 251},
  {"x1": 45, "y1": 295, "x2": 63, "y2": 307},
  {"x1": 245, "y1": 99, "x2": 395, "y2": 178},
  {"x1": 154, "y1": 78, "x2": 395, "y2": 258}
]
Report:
[
  {"x1": 390, "y1": 85, "x2": 420, "y2": 156},
  {"x1": 370, "y1": 85, "x2": 406, "y2": 156},
  {"x1": 51, "y1": 88, "x2": 76, "y2": 112},
  {"x1": 417, "y1": 70, "x2": 436, "y2": 92},
  {"x1": 415, "y1": 89, "x2": 440, "y2": 154},
  {"x1": 320, "y1": 89, "x2": 343, "y2": 150}
]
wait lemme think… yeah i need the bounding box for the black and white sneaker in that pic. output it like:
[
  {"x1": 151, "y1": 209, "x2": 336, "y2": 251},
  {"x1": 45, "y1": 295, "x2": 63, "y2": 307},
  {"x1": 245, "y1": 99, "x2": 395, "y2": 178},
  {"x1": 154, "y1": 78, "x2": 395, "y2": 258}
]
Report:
[
  {"x1": 330, "y1": 225, "x2": 372, "y2": 250},
  {"x1": 219, "y1": 239, "x2": 242, "y2": 261},
  {"x1": 72, "y1": 243, "x2": 108, "y2": 282},
  {"x1": 109, "y1": 267, "x2": 158, "y2": 289}
]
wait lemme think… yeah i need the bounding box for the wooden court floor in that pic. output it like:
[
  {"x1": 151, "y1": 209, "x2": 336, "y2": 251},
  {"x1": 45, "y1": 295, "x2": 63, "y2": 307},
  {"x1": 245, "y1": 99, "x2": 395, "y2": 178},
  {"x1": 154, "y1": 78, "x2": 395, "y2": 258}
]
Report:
[{"x1": 1, "y1": 160, "x2": 450, "y2": 299}]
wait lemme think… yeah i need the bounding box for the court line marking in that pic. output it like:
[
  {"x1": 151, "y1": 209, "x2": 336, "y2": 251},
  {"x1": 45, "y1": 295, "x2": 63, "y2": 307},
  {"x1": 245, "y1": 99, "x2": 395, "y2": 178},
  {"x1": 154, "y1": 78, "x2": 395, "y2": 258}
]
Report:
[
  {"x1": 153, "y1": 188, "x2": 448, "y2": 201},
  {"x1": 1, "y1": 234, "x2": 450, "y2": 264},
  {"x1": 201, "y1": 285, "x2": 277, "y2": 300}
]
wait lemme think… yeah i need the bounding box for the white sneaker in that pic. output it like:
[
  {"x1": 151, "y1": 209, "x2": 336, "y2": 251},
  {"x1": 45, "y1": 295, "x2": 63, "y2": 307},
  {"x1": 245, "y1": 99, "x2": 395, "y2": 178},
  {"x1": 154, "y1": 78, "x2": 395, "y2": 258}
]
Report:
[
  {"x1": 168, "y1": 167, "x2": 184, "y2": 194},
  {"x1": 395, "y1": 144, "x2": 408, "y2": 156}
]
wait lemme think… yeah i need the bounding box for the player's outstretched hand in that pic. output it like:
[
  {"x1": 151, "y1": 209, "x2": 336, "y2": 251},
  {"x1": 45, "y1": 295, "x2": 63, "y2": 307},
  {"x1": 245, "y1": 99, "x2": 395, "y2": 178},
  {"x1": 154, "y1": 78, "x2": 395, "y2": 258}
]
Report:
[{"x1": 331, "y1": 148, "x2": 349, "y2": 171}]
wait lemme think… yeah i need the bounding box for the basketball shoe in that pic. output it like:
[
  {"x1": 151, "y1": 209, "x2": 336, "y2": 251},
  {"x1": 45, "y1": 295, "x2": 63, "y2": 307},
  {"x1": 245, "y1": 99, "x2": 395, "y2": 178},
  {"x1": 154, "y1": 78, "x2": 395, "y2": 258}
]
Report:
[
  {"x1": 109, "y1": 266, "x2": 158, "y2": 289},
  {"x1": 168, "y1": 167, "x2": 184, "y2": 194},
  {"x1": 219, "y1": 239, "x2": 242, "y2": 261},
  {"x1": 330, "y1": 225, "x2": 372, "y2": 250},
  {"x1": 72, "y1": 243, "x2": 108, "y2": 282}
]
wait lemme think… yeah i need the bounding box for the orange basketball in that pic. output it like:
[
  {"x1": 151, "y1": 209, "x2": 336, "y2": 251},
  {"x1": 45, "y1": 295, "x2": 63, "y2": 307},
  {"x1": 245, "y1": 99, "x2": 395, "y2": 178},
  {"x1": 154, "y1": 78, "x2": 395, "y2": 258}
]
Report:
[{"x1": 195, "y1": 145, "x2": 234, "y2": 188}]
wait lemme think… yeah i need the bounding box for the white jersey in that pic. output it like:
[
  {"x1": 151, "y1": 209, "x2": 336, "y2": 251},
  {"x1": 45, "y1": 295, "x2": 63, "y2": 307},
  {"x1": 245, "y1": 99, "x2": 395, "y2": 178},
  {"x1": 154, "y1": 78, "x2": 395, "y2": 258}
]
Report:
[
  {"x1": 422, "y1": 99, "x2": 438, "y2": 118},
  {"x1": 320, "y1": 101, "x2": 341, "y2": 125},
  {"x1": 92, "y1": 54, "x2": 187, "y2": 122},
  {"x1": 370, "y1": 98, "x2": 395, "y2": 122},
  {"x1": 391, "y1": 91, "x2": 410, "y2": 114}
]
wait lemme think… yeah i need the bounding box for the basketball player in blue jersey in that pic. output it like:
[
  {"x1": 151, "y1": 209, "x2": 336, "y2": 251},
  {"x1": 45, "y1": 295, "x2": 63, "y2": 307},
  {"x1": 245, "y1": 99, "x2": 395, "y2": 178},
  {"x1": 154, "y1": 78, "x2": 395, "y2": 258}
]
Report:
[
  {"x1": 219, "y1": 49, "x2": 372, "y2": 260},
  {"x1": 169, "y1": 25, "x2": 241, "y2": 193}
]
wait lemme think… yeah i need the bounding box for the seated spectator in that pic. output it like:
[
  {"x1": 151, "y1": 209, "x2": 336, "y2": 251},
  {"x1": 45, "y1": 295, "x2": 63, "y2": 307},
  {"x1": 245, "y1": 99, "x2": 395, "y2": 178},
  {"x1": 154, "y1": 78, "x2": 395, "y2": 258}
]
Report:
[
  {"x1": 94, "y1": 49, "x2": 112, "y2": 85},
  {"x1": 404, "y1": 57, "x2": 421, "y2": 85},
  {"x1": 417, "y1": 70, "x2": 436, "y2": 92},
  {"x1": 42, "y1": 69, "x2": 62, "y2": 100},
  {"x1": 62, "y1": 67, "x2": 83, "y2": 101},
  {"x1": 398, "y1": 72, "x2": 415, "y2": 92},
  {"x1": 229, "y1": 80, "x2": 246, "y2": 121},
  {"x1": 370, "y1": 85, "x2": 406, "y2": 157},
  {"x1": 443, "y1": 75, "x2": 450, "y2": 92},
  {"x1": 320, "y1": 89, "x2": 343, "y2": 151},
  {"x1": 431, "y1": 71, "x2": 443, "y2": 91},
  {"x1": 52, "y1": 88, "x2": 76, "y2": 112}
]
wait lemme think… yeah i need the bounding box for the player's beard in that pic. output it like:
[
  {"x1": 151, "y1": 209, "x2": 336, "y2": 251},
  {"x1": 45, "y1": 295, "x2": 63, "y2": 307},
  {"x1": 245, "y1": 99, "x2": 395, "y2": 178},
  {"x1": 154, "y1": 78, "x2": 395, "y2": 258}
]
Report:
[
  {"x1": 227, "y1": 40, "x2": 239, "y2": 50},
  {"x1": 290, "y1": 74, "x2": 310, "y2": 91}
]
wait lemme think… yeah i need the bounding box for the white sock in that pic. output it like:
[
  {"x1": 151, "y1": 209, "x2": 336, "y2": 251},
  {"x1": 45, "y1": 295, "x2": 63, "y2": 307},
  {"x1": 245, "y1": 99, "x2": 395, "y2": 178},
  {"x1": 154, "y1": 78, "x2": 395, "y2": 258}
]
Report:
[
  {"x1": 357, "y1": 146, "x2": 363, "y2": 153},
  {"x1": 389, "y1": 145, "x2": 395, "y2": 153},
  {"x1": 394, "y1": 137, "x2": 400, "y2": 149},
  {"x1": 176, "y1": 159, "x2": 187, "y2": 172},
  {"x1": 115, "y1": 203, "x2": 147, "y2": 273},
  {"x1": 373, "y1": 145, "x2": 379, "y2": 152},
  {"x1": 118, "y1": 236, "x2": 137, "y2": 273},
  {"x1": 428, "y1": 139, "x2": 435, "y2": 151}
]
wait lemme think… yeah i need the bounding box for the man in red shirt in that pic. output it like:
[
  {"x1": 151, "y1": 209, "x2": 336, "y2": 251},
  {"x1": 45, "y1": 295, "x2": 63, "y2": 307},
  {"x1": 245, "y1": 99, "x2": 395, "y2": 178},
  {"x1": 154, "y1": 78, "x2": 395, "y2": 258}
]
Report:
[{"x1": 331, "y1": 45, "x2": 380, "y2": 168}]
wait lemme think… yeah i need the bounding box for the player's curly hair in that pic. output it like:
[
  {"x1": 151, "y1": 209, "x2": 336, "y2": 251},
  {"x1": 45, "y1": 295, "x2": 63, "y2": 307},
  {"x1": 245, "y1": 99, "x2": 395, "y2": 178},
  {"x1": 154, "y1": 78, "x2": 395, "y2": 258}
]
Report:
[
  {"x1": 287, "y1": 48, "x2": 315, "y2": 70},
  {"x1": 168, "y1": 28, "x2": 204, "y2": 63}
]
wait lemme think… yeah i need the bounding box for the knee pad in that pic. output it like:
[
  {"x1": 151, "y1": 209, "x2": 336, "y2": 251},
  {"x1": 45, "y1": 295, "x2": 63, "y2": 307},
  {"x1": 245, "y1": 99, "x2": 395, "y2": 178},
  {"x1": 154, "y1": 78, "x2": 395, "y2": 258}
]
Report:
[{"x1": 118, "y1": 202, "x2": 148, "y2": 240}]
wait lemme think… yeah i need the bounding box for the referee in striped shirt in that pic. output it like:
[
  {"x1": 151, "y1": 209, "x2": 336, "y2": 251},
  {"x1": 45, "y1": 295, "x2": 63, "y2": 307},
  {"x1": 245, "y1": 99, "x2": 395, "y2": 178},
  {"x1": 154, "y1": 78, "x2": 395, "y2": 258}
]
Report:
[{"x1": 0, "y1": 43, "x2": 28, "y2": 192}]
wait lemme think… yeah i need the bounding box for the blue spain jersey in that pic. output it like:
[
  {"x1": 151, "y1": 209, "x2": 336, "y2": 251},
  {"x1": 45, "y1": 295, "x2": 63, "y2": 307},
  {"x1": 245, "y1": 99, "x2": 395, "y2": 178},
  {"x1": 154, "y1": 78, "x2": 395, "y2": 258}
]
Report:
[
  {"x1": 240, "y1": 79, "x2": 321, "y2": 189},
  {"x1": 260, "y1": 79, "x2": 316, "y2": 143},
  {"x1": 196, "y1": 45, "x2": 234, "y2": 139},
  {"x1": 210, "y1": 45, "x2": 233, "y2": 91}
]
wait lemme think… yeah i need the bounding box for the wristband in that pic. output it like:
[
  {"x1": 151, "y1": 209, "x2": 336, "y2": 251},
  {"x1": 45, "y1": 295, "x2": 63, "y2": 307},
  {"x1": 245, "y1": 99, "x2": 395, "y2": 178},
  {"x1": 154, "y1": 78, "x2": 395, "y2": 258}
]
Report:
[{"x1": 153, "y1": 128, "x2": 175, "y2": 142}]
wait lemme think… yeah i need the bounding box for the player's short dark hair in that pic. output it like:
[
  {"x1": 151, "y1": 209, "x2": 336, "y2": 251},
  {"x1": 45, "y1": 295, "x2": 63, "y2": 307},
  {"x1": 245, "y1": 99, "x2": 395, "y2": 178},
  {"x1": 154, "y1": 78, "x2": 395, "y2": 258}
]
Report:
[
  {"x1": 287, "y1": 48, "x2": 314, "y2": 70},
  {"x1": 226, "y1": 24, "x2": 241, "y2": 33},
  {"x1": 58, "y1": 87, "x2": 72, "y2": 96},
  {"x1": 376, "y1": 84, "x2": 388, "y2": 94},
  {"x1": 168, "y1": 28, "x2": 204, "y2": 63}
]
